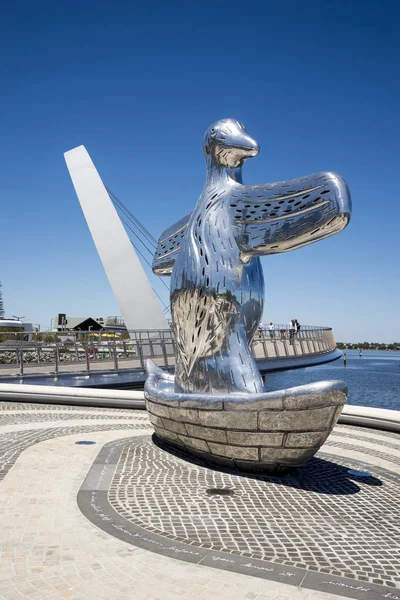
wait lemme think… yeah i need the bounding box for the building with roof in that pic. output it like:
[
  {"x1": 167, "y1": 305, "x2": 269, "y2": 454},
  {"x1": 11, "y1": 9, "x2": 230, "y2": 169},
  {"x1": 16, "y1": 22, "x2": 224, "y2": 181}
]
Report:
[{"x1": 53, "y1": 314, "x2": 126, "y2": 332}]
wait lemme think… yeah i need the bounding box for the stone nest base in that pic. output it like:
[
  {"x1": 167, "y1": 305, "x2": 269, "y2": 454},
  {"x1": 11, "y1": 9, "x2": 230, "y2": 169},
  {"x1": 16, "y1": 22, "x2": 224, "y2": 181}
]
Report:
[{"x1": 144, "y1": 360, "x2": 347, "y2": 474}]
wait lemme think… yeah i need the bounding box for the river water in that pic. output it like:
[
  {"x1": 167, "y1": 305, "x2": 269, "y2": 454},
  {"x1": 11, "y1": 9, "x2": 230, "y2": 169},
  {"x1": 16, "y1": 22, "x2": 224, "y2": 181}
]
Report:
[{"x1": 266, "y1": 350, "x2": 400, "y2": 411}]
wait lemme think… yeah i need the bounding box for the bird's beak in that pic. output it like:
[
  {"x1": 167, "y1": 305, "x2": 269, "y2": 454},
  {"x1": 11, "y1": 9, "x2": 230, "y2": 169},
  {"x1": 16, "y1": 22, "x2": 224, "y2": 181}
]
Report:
[
  {"x1": 239, "y1": 133, "x2": 260, "y2": 157},
  {"x1": 215, "y1": 128, "x2": 260, "y2": 157},
  {"x1": 222, "y1": 131, "x2": 259, "y2": 157}
]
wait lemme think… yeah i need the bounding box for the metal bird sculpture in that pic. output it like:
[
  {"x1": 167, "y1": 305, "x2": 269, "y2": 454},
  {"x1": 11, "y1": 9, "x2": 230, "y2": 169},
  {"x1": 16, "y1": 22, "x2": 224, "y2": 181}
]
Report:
[{"x1": 153, "y1": 119, "x2": 351, "y2": 395}]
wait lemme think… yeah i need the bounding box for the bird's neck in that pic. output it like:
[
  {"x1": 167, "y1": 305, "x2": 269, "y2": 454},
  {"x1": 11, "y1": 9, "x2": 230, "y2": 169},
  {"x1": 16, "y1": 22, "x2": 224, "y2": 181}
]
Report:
[{"x1": 205, "y1": 156, "x2": 243, "y2": 186}]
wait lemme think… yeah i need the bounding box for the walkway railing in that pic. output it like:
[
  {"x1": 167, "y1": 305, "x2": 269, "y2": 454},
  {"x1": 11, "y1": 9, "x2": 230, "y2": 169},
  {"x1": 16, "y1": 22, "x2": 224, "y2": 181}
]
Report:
[{"x1": 0, "y1": 326, "x2": 337, "y2": 379}]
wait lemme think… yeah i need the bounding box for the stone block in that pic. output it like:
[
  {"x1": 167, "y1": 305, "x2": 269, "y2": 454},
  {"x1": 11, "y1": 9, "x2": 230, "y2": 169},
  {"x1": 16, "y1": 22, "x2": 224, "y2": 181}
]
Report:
[
  {"x1": 199, "y1": 410, "x2": 257, "y2": 430},
  {"x1": 168, "y1": 406, "x2": 200, "y2": 424},
  {"x1": 148, "y1": 414, "x2": 164, "y2": 429},
  {"x1": 224, "y1": 396, "x2": 284, "y2": 411},
  {"x1": 258, "y1": 406, "x2": 336, "y2": 432},
  {"x1": 154, "y1": 426, "x2": 179, "y2": 443},
  {"x1": 179, "y1": 398, "x2": 223, "y2": 410},
  {"x1": 177, "y1": 435, "x2": 209, "y2": 453},
  {"x1": 207, "y1": 443, "x2": 259, "y2": 461},
  {"x1": 283, "y1": 383, "x2": 347, "y2": 410},
  {"x1": 333, "y1": 405, "x2": 344, "y2": 424},
  {"x1": 260, "y1": 447, "x2": 316, "y2": 465},
  {"x1": 147, "y1": 401, "x2": 170, "y2": 419},
  {"x1": 285, "y1": 431, "x2": 329, "y2": 448},
  {"x1": 185, "y1": 424, "x2": 227, "y2": 443},
  {"x1": 227, "y1": 431, "x2": 284, "y2": 447},
  {"x1": 161, "y1": 418, "x2": 188, "y2": 435},
  {"x1": 146, "y1": 393, "x2": 177, "y2": 408}
]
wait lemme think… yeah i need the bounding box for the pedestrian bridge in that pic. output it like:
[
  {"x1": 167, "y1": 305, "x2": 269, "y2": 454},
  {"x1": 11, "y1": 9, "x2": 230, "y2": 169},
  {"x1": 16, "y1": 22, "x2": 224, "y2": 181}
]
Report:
[{"x1": 0, "y1": 326, "x2": 341, "y2": 388}]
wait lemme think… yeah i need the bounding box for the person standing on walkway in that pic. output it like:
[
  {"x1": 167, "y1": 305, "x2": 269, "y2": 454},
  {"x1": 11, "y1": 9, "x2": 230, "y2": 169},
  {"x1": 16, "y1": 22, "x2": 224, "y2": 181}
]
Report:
[
  {"x1": 269, "y1": 321, "x2": 274, "y2": 339},
  {"x1": 289, "y1": 319, "x2": 295, "y2": 344},
  {"x1": 295, "y1": 319, "x2": 301, "y2": 337}
]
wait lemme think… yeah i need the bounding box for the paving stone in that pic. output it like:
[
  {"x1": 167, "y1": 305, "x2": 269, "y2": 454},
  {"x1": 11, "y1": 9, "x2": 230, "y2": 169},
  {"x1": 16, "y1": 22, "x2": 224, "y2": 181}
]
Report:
[{"x1": 108, "y1": 434, "x2": 400, "y2": 589}]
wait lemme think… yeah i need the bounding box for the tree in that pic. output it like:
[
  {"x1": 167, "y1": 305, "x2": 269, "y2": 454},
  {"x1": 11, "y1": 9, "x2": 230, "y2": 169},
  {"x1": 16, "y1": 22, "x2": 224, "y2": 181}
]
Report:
[{"x1": 0, "y1": 282, "x2": 4, "y2": 318}]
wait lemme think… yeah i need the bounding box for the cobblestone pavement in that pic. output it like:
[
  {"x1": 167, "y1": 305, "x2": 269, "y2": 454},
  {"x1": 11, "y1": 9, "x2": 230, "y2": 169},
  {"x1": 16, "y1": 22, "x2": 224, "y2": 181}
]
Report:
[
  {"x1": 0, "y1": 401, "x2": 399, "y2": 600},
  {"x1": 109, "y1": 436, "x2": 400, "y2": 587}
]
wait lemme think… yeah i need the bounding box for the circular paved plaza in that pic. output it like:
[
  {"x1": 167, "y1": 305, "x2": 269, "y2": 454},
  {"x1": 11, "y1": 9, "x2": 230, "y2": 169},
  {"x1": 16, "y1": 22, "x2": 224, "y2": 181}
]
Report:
[{"x1": 0, "y1": 401, "x2": 399, "y2": 600}]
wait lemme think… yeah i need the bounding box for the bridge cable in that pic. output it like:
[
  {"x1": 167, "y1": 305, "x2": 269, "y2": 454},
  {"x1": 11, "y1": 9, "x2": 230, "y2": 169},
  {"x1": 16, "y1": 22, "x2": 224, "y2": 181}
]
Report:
[{"x1": 106, "y1": 187, "x2": 171, "y2": 316}]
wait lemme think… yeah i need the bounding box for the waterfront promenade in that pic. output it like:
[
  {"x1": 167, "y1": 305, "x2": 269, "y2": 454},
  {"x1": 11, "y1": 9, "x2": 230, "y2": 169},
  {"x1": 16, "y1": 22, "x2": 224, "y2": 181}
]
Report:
[
  {"x1": 0, "y1": 401, "x2": 399, "y2": 600},
  {"x1": 0, "y1": 327, "x2": 338, "y2": 383}
]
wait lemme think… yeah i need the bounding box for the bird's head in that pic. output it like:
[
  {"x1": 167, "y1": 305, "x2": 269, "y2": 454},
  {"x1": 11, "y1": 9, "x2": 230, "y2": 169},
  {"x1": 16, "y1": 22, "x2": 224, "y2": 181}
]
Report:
[{"x1": 203, "y1": 119, "x2": 260, "y2": 168}]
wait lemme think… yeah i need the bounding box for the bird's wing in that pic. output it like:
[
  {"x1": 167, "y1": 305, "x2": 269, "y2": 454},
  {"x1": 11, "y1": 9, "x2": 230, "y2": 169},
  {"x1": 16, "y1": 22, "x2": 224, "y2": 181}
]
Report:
[
  {"x1": 152, "y1": 213, "x2": 191, "y2": 275},
  {"x1": 230, "y1": 172, "x2": 351, "y2": 261}
]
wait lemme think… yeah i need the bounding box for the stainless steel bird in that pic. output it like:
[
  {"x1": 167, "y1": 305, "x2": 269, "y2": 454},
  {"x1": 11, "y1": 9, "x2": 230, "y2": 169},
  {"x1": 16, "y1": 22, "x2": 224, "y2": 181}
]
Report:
[{"x1": 153, "y1": 119, "x2": 351, "y2": 395}]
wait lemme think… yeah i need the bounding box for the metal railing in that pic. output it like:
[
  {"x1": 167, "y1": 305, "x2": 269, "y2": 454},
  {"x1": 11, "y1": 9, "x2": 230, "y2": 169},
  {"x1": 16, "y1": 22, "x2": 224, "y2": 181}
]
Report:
[{"x1": 0, "y1": 326, "x2": 337, "y2": 380}]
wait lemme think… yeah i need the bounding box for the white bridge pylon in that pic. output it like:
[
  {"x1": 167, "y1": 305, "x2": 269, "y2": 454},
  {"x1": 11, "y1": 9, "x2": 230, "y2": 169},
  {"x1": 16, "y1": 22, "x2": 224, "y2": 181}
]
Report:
[{"x1": 64, "y1": 145, "x2": 168, "y2": 331}]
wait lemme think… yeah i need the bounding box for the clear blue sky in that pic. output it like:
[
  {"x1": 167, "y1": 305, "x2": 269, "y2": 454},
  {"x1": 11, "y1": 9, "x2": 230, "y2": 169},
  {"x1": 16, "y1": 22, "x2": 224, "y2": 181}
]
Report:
[{"x1": 1, "y1": 0, "x2": 399, "y2": 342}]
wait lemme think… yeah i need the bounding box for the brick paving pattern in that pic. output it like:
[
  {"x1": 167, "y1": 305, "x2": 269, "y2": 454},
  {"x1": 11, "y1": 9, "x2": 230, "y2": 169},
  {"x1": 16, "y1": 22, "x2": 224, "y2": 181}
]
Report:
[
  {"x1": 109, "y1": 437, "x2": 400, "y2": 588},
  {"x1": 0, "y1": 400, "x2": 399, "y2": 600}
]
